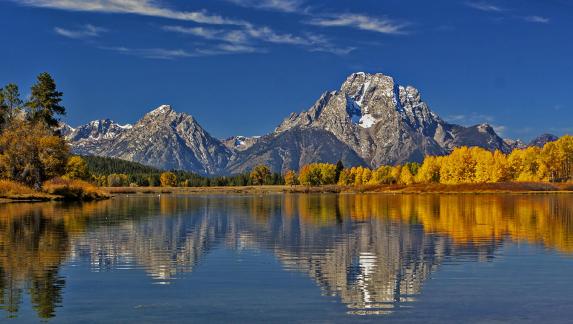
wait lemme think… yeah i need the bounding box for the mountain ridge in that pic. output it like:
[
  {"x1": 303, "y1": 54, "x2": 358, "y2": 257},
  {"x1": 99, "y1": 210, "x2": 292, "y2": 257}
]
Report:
[{"x1": 62, "y1": 72, "x2": 549, "y2": 175}]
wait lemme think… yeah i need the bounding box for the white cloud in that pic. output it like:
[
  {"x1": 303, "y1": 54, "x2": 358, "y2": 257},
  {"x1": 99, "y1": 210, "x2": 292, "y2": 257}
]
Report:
[
  {"x1": 102, "y1": 43, "x2": 262, "y2": 59},
  {"x1": 225, "y1": 0, "x2": 303, "y2": 13},
  {"x1": 524, "y1": 15, "x2": 550, "y2": 24},
  {"x1": 446, "y1": 113, "x2": 495, "y2": 125},
  {"x1": 163, "y1": 25, "x2": 353, "y2": 55},
  {"x1": 307, "y1": 14, "x2": 407, "y2": 34},
  {"x1": 466, "y1": 1, "x2": 504, "y2": 12},
  {"x1": 14, "y1": 0, "x2": 246, "y2": 25},
  {"x1": 492, "y1": 125, "x2": 506, "y2": 136},
  {"x1": 54, "y1": 24, "x2": 107, "y2": 39},
  {"x1": 163, "y1": 25, "x2": 312, "y2": 46}
]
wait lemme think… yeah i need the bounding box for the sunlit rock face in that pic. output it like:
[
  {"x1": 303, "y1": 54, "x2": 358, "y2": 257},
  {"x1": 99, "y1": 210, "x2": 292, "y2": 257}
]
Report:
[
  {"x1": 65, "y1": 105, "x2": 233, "y2": 175},
  {"x1": 275, "y1": 72, "x2": 510, "y2": 167}
]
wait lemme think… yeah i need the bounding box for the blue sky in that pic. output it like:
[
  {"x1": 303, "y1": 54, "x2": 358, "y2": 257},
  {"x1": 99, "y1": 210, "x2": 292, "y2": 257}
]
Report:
[{"x1": 0, "y1": 0, "x2": 571, "y2": 141}]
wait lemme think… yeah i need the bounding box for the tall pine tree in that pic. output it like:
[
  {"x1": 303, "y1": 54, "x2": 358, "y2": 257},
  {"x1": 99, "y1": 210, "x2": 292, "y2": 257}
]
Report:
[
  {"x1": 1, "y1": 83, "x2": 23, "y2": 126},
  {"x1": 335, "y1": 160, "x2": 344, "y2": 183},
  {"x1": 27, "y1": 73, "x2": 65, "y2": 128},
  {"x1": 0, "y1": 87, "x2": 6, "y2": 130}
]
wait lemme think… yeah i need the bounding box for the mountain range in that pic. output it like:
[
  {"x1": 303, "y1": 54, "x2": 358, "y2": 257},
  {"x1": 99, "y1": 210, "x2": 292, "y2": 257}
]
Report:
[{"x1": 61, "y1": 72, "x2": 557, "y2": 175}]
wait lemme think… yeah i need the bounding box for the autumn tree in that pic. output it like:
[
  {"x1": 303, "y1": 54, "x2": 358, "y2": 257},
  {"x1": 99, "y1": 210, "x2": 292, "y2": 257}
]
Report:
[
  {"x1": 369, "y1": 165, "x2": 395, "y2": 185},
  {"x1": 337, "y1": 169, "x2": 353, "y2": 186},
  {"x1": 440, "y1": 147, "x2": 477, "y2": 184},
  {"x1": 537, "y1": 136, "x2": 573, "y2": 182},
  {"x1": 0, "y1": 120, "x2": 69, "y2": 187},
  {"x1": 398, "y1": 167, "x2": 414, "y2": 185},
  {"x1": 250, "y1": 165, "x2": 271, "y2": 185},
  {"x1": 284, "y1": 170, "x2": 298, "y2": 186},
  {"x1": 299, "y1": 164, "x2": 321, "y2": 186},
  {"x1": 298, "y1": 163, "x2": 337, "y2": 186},
  {"x1": 508, "y1": 147, "x2": 541, "y2": 182},
  {"x1": 64, "y1": 156, "x2": 89, "y2": 180},
  {"x1": 415, "y1": 156, "x2": 441, "y2": 184},
  {"x1": 26, "y1": 73, "x2": 65, "y2": 128},
  {"x1": 160, "y1": 172, "x2": 178, "y2": 187}
]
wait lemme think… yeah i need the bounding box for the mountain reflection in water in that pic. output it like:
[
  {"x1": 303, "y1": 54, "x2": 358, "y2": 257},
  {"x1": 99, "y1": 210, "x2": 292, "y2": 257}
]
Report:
[{"x1": 0, "y1": 194, "x2": 572, "y2": 319}]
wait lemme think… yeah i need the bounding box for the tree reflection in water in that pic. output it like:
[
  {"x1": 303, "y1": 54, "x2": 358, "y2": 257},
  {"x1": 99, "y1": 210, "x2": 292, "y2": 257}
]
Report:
[{"x1": 0, "y1": 194, "x2": 572, "y2": 318}]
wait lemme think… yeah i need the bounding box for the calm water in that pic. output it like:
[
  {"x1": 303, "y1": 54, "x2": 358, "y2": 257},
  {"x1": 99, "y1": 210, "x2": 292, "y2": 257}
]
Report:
[{"x1": 1, "y1": 194, "x2": 573, "y2": 323}]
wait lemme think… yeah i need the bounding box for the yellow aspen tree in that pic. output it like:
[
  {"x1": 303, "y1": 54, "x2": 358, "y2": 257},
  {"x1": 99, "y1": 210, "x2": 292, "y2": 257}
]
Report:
[{"x1": 399, "y1": 167, "x2": 414, "y2": 185}]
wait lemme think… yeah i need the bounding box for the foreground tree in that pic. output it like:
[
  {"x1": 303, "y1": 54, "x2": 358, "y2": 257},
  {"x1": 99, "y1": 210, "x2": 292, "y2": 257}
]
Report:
[
  {"x1": 0, "y1": 120, "x2": 69, "y2": 187},
  {"x1": 26, "y1": 73, "x2": 65, "y2": 128}
]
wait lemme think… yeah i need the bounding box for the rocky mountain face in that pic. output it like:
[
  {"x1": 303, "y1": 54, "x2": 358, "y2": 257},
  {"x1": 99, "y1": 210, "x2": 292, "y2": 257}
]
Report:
[
  {"x1": 275, "y1": 72, "x2": 510, "y2": 166},
  {"x1": 60, "y1": 119, "x2": 132, "y2": 155},
  {"x1": 64, "y1": 105, "x2": 231, "y2": 174},
  {"x1": 222, "y1": 136, "x2": 260, "y2": 151},
  {"x1": 225, "y1": 127, "x2": 367, "y2": 174},
  {"x1": 504, "y1": 138, "x2": 527, "y2": 151},
  {"x1": 64, "y1": 72, "x2": 541, "y2": 175},
  {"x1": 529, "y1": 134, "x2": 558, "y2": 148}
]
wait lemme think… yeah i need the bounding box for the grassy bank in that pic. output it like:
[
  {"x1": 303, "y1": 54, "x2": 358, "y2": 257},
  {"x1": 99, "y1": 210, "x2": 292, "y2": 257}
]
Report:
[
  {"x1": 103, "y1": 182, "x2": 573, "y2": 195},
  {"x1": 0, "y1": 179, "x2": 110, "y2": 202}
]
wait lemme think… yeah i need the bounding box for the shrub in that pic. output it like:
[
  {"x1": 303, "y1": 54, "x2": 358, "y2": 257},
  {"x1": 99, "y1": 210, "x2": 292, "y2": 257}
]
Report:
[
  {"x1": 43, "y1": 178, "x2": 109, "y2": 201},
  {"x1": 0, "y1": 180, "x2": 36, "y2": 196}
]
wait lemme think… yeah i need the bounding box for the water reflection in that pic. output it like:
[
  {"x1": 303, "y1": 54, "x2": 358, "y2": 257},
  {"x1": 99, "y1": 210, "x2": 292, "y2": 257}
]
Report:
[{"x1": 0, "y1": 194, "x2": 572, "y2": 319}]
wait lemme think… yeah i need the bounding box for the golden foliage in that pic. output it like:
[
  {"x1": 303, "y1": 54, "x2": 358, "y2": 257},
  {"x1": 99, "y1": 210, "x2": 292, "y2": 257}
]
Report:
[
  {"x1": 283, "y1": 170, "x2": 298, "y2": 186},
  {"x1": 0, "y1": 120, "x2": 69, "y2": 187},
  {"x1": 64, "y1": 156, "x2": 89, "y2": 180},
  {"x1": 250, "y1": 165, "x2": 271, "y2": 186},
  {"x1": 43, "y1": 178, "x2": 109, "y2": 201},
  {"x1": 160, "y1": 172, "x2": 178, "y2": 187},
  {"x1": 298, "y1": 163, "x2": 337, "y2": 186},
  {"x1": 0, "y1": 179, "x2": 36, "y2": 196}
]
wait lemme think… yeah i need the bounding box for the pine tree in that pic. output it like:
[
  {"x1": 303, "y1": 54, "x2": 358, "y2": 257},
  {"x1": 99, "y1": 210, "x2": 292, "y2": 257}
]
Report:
[
  {"x1": 334, "y1": 160, "x2": 344, "y2": 183},
  {"x1": 27, "y1": 73, "x2": 65, "y2": 128},
  {"x1": 0, "y1": 88, "x2": 6, "y2": 129},
  {"x1": 0, "y1": 84, "x2": 23, "y2": 129}
]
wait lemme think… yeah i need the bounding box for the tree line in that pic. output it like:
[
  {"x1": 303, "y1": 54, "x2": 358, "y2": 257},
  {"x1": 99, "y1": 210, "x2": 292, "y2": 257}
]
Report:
[
  {"x1": 82, "y1": 155, "x2": 284, "y2": 187},
  {"x1": 283, "y1": 136, "x2": 573, "y2": 186}
]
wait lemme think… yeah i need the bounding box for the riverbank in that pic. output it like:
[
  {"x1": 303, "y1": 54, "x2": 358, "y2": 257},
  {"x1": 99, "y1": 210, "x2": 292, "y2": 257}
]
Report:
[
  {"x1": 0, "y1": 179, "x2": 110, "y2": 203},
  {"x1": 103, "y1": 182, "x2": 573, "y2": 195}
]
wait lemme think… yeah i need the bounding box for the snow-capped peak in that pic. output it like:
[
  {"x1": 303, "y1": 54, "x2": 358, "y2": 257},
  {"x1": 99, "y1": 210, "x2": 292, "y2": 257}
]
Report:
[{"x1": 149, "y1": 105, "x2": 172, "y2": 115}]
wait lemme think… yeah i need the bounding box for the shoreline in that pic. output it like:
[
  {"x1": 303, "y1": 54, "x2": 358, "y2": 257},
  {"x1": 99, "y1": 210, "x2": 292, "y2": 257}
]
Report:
[
  {"x1": 3, "y1": 182, "x2": 571, "y2": 203},
  {"x1": 103, "y1": 182, "x2": 573, "y2": 196}
]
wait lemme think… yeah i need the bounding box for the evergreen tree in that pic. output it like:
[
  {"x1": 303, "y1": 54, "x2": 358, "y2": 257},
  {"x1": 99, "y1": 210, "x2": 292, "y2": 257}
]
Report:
[
  {"x1": 0, "y1": 84, "x2": 24, "y2": 129},
  {"x1": 26, "y1": 73, "x2": 65, "y2": 128},
  {"x1": 0, "y1": 87, "x2": 6, "y2": 129},
  {"x1": 335, "y1": 160, "x2": 344, "y2": 182}
]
